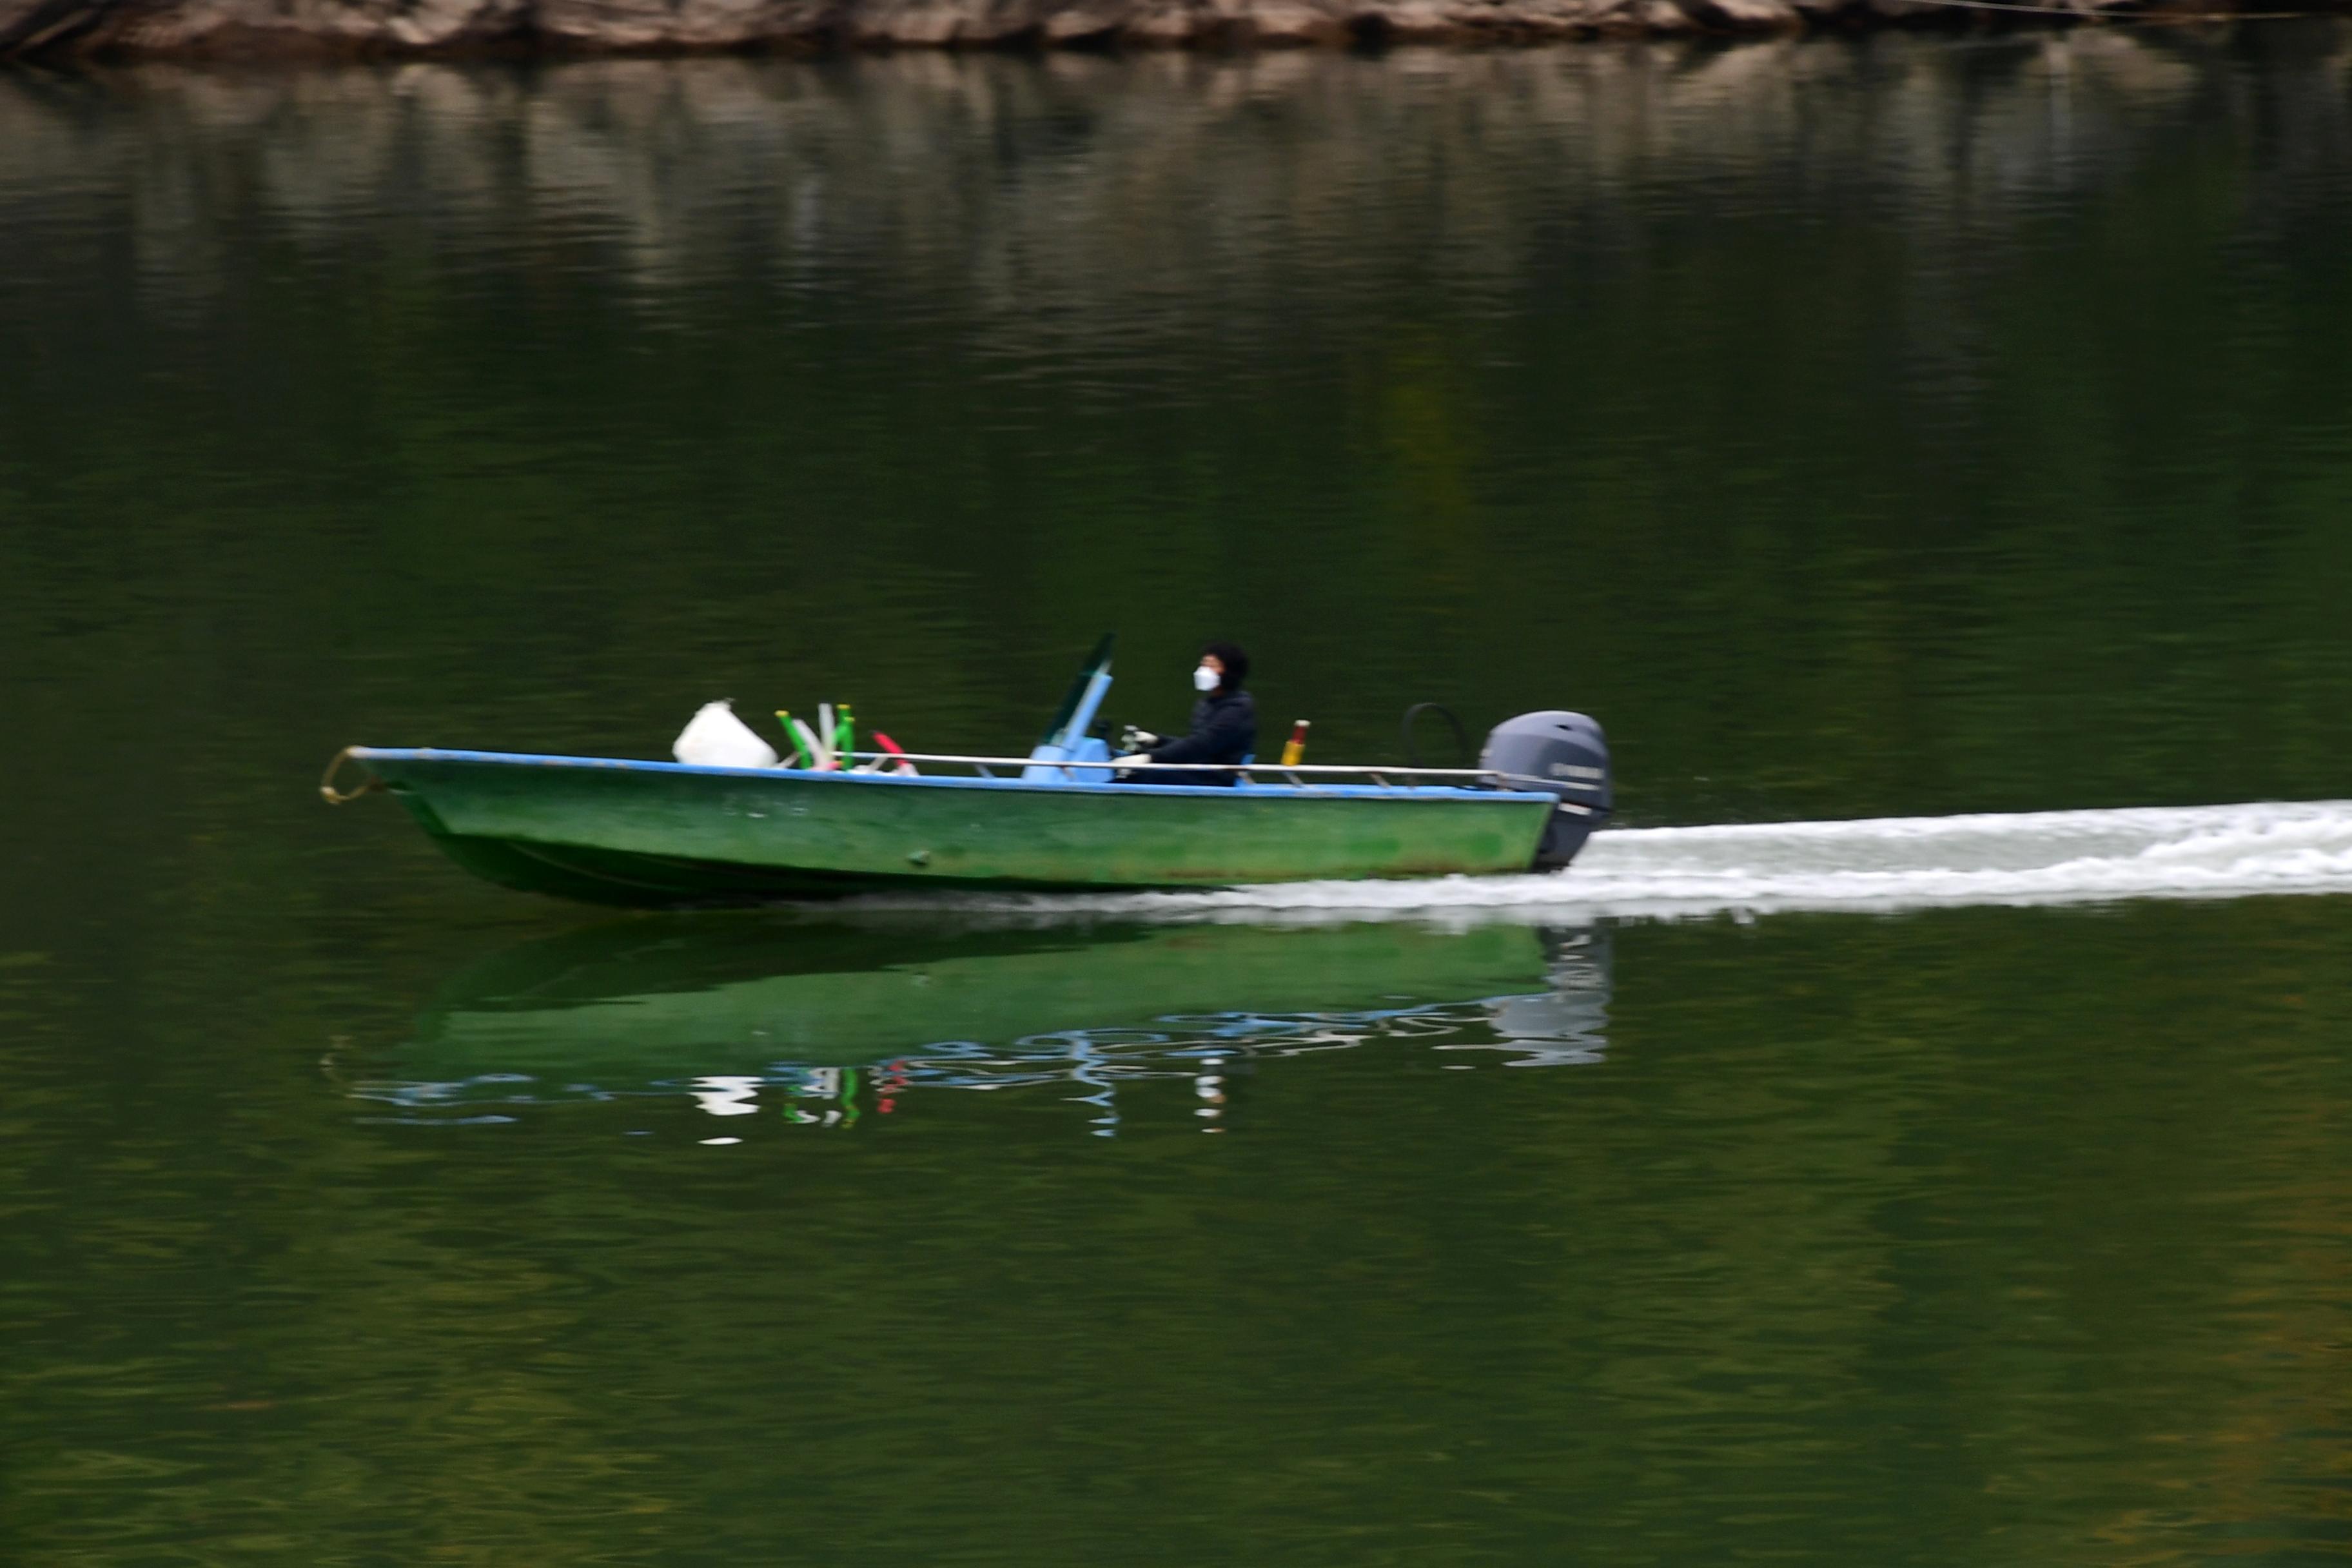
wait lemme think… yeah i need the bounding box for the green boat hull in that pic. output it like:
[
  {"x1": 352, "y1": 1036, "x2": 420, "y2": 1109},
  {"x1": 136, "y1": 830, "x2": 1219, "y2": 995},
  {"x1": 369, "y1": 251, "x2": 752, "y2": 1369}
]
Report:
[{"x1": 343, "y1": 747, "x2": 1560, "y2": 906}]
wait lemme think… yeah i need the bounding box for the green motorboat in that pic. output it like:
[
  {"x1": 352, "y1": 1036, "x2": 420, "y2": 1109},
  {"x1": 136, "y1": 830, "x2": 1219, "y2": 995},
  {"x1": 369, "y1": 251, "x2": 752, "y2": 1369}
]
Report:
[{"x1": 323, "y1": 641, "x2": 1611, "y2": 906}]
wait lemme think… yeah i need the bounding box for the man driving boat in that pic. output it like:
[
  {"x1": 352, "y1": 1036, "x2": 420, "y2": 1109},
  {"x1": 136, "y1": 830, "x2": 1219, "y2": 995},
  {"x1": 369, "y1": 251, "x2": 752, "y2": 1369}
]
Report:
[{"x1": 1116, "y1": 642, "x2": 1258, "y2": 786}]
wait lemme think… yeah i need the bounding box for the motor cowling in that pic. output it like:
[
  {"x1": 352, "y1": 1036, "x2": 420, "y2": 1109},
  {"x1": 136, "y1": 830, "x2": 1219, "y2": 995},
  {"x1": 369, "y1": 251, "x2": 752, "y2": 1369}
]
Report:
[{"x1": 1479, "y1": 710, "x2": 1612, "y2": 870}]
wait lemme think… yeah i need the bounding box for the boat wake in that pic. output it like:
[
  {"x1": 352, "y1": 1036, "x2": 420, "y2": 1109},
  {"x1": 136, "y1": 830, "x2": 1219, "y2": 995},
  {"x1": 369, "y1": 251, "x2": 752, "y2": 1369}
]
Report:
[{"x1": 870, "y1": 800, "x2": 2352, "y2": 923}]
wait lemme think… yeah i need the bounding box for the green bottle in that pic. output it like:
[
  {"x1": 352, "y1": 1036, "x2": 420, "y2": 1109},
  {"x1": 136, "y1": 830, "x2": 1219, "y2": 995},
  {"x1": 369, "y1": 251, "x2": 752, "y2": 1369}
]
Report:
[{"x1": 776, "y1": 710, "x2": 814, "y2": 769}]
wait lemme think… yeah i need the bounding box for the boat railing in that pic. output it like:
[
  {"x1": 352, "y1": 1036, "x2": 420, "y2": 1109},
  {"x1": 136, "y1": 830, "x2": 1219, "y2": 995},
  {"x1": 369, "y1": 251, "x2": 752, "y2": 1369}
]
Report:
[{"x1": 839, "y1": 752, "x2": 1597, "y2": 809}]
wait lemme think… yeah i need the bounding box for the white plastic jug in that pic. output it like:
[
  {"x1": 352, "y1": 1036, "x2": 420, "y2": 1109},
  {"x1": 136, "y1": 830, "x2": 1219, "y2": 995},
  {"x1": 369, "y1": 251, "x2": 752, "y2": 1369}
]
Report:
[{"x1": 672, "y1": 700, "x2": 780, "y2": 770}]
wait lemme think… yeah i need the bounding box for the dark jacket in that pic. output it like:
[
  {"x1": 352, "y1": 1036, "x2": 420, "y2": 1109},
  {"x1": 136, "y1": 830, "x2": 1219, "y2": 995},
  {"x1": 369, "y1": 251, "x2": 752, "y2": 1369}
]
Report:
[{"x1": 1147, "y1": 690, "x2": 1257, "y2": 786}]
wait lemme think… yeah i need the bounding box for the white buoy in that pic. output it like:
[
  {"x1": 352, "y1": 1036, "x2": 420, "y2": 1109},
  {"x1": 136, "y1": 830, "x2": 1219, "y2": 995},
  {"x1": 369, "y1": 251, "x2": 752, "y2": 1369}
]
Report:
[{"x1": 672, "y1": 700, "x2": 780, "y2": 770}]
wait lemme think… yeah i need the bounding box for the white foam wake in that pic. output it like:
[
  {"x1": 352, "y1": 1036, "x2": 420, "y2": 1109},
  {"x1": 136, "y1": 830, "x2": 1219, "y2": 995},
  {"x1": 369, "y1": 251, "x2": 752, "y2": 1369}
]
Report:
[{"x1": 909, "y1": 800, "x2": 2352, "y2": 923}]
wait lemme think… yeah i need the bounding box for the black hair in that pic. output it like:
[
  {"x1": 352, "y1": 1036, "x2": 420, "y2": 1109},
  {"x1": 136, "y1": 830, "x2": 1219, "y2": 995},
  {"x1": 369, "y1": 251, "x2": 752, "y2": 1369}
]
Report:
[{"x1": 1200, "y1": 640, "x2": 1251, "y2": 691}]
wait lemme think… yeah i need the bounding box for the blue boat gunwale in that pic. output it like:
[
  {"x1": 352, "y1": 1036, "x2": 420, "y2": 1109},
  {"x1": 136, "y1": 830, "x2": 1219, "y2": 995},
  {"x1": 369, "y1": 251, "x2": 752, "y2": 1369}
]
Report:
[{"x1": 349, "y1": 746, "x2": 1544, "y2": 805}]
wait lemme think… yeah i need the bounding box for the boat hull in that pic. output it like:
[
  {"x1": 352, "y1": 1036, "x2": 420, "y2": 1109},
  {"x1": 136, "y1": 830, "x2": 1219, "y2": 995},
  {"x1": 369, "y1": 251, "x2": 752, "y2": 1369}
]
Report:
[{"x1": 346, "y1": 748, "x2": 1565, "y2": 905}]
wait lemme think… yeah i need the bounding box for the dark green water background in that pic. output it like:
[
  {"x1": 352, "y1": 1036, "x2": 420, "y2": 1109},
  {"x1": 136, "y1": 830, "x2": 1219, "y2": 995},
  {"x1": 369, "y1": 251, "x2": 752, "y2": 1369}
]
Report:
[{"x1": 8, "y1": 29, "x2": 2352, "y2": 1565}]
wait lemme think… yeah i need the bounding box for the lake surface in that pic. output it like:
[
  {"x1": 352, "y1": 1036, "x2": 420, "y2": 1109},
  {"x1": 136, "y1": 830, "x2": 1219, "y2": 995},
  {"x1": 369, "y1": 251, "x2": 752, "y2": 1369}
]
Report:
[{"x1": 8, "y1": 29, "x2": 2352, "y2": 1565}]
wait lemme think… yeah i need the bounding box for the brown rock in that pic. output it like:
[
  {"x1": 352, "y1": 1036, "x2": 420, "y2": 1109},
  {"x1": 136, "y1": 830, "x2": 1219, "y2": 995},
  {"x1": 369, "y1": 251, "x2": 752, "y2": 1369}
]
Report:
[
  {"x1": 1689, "y1": 0, "x2": 1805, "y2": 26},
  {"x1": 0, "y1": 0, "x2": 2320, "y2": 57}
]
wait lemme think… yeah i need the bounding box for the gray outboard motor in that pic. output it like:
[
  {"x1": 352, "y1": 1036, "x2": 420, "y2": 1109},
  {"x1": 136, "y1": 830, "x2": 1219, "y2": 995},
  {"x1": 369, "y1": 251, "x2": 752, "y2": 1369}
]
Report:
[{"x1": 1479, "y1": 711, "x2": 1612, "y2": 870}]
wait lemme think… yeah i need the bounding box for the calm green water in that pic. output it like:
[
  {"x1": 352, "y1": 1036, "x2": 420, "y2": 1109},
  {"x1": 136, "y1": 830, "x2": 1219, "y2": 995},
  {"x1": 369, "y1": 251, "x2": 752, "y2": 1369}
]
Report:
[{"x1": 9, "y1": 31, "x2": 2352, "y2": 1565}]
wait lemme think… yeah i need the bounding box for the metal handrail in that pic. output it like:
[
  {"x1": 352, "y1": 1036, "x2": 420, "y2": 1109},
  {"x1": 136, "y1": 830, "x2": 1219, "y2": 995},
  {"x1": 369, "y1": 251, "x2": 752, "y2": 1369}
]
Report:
[
  {"x1": 832, "y1": 751, "x2": 1594, "y2": 803},
  {"x1": 848, "y1": 750, "x2": 1490, "y2": 781}
]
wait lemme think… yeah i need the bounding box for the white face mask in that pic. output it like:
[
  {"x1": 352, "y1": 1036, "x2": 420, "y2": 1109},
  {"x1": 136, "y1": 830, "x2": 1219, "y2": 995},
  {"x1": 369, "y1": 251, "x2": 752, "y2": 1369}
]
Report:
[{"x1": 1193, "y1": 663, "x2": 1220, "y2": 693}]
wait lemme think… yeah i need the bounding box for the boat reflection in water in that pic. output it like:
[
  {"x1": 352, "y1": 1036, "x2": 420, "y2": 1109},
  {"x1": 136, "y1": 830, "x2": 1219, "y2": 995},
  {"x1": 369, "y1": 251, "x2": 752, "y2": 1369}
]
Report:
[{"x1": 355, "y1": 916, "x2": 1612, "y2": 1137}]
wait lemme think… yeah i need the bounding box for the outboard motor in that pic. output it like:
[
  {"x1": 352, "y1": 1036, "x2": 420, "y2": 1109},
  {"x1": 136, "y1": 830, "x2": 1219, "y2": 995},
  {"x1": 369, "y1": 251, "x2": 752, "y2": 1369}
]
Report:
[{"x1": 1479, "y1": 711, "x2": 1612, "y2": 870}]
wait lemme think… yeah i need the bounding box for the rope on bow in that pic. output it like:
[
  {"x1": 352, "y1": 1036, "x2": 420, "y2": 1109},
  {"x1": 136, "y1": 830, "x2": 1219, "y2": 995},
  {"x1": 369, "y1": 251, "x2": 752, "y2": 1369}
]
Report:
[{"x1": 318, "y1": 747, "x2": 385, "y2": 805}]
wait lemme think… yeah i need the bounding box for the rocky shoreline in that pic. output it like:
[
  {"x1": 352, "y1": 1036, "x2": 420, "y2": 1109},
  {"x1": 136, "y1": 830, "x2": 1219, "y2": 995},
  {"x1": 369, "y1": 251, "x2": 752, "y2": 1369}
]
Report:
[{"x1": 0, "y1": 0, "x2": 2300, "y2": 59}]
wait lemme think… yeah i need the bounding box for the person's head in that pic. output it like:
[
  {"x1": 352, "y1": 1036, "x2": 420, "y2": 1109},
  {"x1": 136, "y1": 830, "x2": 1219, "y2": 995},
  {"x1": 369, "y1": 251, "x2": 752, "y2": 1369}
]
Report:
[{"x1": 1195, "y1": 640, "x2": 1250, "y2": 694}]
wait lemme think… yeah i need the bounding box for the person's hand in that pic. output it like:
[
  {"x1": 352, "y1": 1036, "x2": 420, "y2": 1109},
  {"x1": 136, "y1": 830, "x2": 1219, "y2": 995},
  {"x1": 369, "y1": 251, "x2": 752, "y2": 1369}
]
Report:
[
  {"x1": 1117, "y1": 725, "x2": 1162, "y2": 752},
  {"x1": 1113, "y1": 753, "x2": 1150, "y2": 767}
]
